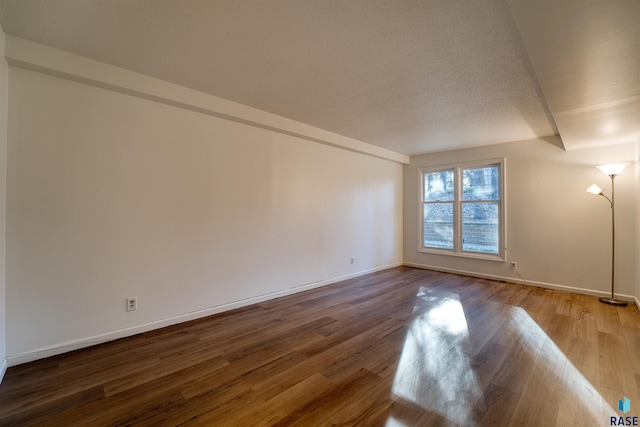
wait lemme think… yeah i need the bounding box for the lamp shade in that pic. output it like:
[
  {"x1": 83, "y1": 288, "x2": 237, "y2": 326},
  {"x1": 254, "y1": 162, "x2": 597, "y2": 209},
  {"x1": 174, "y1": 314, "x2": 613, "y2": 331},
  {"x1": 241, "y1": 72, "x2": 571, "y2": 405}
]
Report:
[
  {"x1": 586, "y1": 184, "x2": 604, "y2": 195},
  {"x1": 596, "y1": 163, "x2": 629, "y2": 175}
]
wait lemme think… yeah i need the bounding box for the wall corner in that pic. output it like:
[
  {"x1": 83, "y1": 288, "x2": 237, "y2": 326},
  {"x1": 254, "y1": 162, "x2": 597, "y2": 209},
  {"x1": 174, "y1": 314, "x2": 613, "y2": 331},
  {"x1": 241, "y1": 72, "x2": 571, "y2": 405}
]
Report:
[{"x1": 0, "y1": 22, "x2": 8, "y2": 383}]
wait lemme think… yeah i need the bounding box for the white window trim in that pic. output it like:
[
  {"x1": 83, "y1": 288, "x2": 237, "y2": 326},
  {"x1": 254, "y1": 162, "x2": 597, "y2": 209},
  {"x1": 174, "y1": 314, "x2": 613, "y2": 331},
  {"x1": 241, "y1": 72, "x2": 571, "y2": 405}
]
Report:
[{"x1": 418, "y1": 158, "x2": 506, "y2": 262}]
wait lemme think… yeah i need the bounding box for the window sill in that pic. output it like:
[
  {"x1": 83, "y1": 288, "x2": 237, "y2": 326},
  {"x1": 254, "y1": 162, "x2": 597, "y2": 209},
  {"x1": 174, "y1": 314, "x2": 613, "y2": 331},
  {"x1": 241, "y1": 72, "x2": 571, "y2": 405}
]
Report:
[{"x1": 418, "y1": 247, "x2": 505, "y2": 262}]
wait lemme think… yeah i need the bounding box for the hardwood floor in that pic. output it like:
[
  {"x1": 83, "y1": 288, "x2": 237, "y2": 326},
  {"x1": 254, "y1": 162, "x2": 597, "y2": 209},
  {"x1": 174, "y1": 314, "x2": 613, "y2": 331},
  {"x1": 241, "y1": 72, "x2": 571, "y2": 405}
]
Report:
[{"x1": 1, "y1": 266, "x2": 639, "y2": 426}]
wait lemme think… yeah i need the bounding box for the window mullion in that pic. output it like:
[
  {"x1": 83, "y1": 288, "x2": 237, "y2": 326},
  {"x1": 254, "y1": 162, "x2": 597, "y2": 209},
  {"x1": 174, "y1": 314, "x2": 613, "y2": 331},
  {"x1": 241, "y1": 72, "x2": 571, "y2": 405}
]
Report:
[{"x1": 454, "y1": 166, "x2": 462, "y2": 253}]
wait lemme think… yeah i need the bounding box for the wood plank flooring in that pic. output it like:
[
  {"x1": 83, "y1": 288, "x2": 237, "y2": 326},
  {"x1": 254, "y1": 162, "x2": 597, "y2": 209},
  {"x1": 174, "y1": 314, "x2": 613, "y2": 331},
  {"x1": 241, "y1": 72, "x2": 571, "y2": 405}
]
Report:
[{"x1": 1, "y1": 267, "x2": 639, "y2": 426}]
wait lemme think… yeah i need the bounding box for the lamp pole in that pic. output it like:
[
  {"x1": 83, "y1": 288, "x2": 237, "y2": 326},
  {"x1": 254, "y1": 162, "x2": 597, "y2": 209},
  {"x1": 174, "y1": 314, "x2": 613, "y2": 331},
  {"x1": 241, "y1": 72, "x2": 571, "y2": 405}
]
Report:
[
  {"x1": 598, "y1": 172, "x2": 626, "y2": 306},
  {"x1": 600, "y1": 174, "x2": 627, "y2": 306},
  {"x1": 587, "y1": 163, "x2": 629, "y2": 306}
]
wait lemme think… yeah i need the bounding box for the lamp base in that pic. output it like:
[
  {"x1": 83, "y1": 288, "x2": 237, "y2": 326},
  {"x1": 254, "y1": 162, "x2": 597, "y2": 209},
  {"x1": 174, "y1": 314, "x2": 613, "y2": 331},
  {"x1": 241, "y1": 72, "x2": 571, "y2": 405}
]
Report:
[{"x1": 599, "y1": 297, "x2": 627, "y2": 306}]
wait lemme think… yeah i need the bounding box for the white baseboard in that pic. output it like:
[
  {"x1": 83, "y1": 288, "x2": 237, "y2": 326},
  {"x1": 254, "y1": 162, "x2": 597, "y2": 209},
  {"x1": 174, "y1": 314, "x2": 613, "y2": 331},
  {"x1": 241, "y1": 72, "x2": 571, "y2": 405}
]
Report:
[
  {"x1": 7, "y1": 262, "x2": 403, "y2": 367},
  {"x1": 403, "y1": 262, "x2": 638, "y2": 302},
  {"x1": 0, "y1": 358, "x2": 7, "y2": 384}
]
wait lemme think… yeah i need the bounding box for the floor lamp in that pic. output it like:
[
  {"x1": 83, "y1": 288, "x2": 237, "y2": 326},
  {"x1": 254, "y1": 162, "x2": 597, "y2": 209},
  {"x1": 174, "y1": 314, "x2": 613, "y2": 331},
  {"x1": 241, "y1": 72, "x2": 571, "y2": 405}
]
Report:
[{"x1": 586, "y1": 162, "x2": 629, "y2": 306}]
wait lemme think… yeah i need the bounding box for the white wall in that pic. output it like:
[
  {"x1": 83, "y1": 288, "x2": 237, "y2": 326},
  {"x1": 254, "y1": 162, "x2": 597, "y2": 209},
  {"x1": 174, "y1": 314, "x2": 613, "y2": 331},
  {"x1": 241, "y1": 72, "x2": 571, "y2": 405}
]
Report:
[
  {"x1": 405, "y1": 137, "x2": 636, "y2": 298},
  {"x1": 0, "y1": 24, "x2": 8, "y2": 381},
  {"x1": 5, "y1": 67, "x2": 403, "y2": 364}
]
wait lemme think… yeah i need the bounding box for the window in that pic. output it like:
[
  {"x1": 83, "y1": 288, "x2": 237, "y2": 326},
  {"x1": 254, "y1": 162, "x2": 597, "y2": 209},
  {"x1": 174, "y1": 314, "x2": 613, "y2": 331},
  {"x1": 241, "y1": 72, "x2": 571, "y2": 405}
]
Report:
[{"x1": 420, "y1": 159, "x2": 505, "y2": 261}]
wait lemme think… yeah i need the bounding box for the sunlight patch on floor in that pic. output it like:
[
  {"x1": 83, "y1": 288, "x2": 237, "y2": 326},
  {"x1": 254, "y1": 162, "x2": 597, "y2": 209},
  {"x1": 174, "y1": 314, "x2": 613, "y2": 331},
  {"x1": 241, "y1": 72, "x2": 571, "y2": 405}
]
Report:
[
  {"x1": 389, "y1": 288, "x2": 616, "y2": 425},
  {"x1": 391, "y1": 289, "x2": 482, "y2": 424},
  {"x1": 507, "y1": 306, "x2": 616, "y2": 421}
]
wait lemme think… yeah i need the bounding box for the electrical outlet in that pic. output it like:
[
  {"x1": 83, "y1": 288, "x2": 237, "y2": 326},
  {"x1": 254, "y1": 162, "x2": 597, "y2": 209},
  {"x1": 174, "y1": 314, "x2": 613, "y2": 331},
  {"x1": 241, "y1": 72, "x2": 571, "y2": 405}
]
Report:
[
  {"x1": 350, "y1": 257, "x2": 355, "y2": 264},
  {"x1": 126, "y1": 297, "x2": 137, "y2": 311},
  {"x1": 510, "y1": 261, "x2": 517, "y2": 269}
]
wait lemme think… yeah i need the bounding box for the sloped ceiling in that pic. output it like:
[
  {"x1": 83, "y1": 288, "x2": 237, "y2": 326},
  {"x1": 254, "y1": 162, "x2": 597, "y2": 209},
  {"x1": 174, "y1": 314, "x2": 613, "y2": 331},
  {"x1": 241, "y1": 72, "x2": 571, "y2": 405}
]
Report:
[
  {"x1": 509, "y1": 0, "x2": 639, "y2": 152},
  {"x1": 0, "y1": 0, "x2": 637, "y2": 155}
]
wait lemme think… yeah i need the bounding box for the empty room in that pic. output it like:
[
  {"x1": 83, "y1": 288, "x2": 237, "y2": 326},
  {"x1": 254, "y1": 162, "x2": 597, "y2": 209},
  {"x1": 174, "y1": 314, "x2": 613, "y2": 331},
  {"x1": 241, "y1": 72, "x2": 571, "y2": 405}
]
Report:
[{"x1": 0, "y1": 1, "x2": 638, "y2": 426}]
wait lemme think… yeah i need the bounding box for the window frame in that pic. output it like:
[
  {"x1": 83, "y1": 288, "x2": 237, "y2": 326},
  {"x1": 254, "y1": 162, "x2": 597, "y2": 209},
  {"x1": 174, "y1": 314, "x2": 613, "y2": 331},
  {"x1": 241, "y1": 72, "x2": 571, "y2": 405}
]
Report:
[{"x1": 418, "y1": 158, "x2": 506, "y2": 262}]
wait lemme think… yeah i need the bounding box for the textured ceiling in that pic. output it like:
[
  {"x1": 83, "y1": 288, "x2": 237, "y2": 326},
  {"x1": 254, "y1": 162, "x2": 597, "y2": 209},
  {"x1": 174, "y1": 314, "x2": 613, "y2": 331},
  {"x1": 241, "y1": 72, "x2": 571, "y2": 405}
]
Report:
[{"x1": 0, "y1": 1, "x2": 636, "y2": 155}]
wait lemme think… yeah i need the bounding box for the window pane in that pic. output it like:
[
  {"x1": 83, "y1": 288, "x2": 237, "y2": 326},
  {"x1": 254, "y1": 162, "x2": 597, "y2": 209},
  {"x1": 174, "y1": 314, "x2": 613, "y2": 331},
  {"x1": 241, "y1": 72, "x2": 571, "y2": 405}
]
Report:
[
  {"x1": 462, "y1": 202, "x2": 498, "y2": 253},
  {"x1": 424, "y1": 170, "x2": 454, "y2": 202},
  {"x1": 423, "y1": 203, "x2": 453, "y2": 249},
  {"x1": 462, "y1": 166, "x2": 499, "y2": 200}
]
